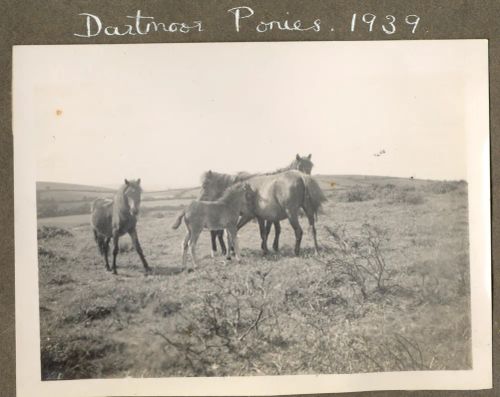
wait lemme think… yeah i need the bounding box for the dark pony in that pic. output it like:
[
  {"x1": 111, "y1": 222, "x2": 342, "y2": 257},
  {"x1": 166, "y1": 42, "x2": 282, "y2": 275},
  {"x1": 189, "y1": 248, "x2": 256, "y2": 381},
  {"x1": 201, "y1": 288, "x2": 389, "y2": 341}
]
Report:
[
  {"x1": 91, "y1": 179, "x2": 150, "y2": 274},
  {"x1": 238, "y1": 170, "x2": 326, "y2": 255},
  {"x1": 199, "y1": 154, "x2": 314, "y2": 255}
]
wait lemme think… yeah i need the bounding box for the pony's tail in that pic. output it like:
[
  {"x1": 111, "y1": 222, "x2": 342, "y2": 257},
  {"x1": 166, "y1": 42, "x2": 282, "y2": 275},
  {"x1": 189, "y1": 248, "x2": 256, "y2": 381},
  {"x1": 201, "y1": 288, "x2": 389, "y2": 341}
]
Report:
[
  {"x1": 93, "y1": 230, "x2": 107, "y2": 256},
  {"x1": 302, "y1": 175, "x2": 328, "y2": 219},
  {"x1": 171, "y1": 210, "x2": 185, "y2": 230}
]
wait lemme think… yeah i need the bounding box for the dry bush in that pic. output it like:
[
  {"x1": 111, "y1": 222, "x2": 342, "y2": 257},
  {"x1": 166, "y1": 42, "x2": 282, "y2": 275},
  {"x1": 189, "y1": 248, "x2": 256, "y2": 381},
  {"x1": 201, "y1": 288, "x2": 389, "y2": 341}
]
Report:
[
  {"x1": 154, "y1": 300, "x2": 182, "y2": 317},
  {"x1": 337, "y1": 184, "x2": 424, "y2": 205},
  {"x1": 38, "y1": 226, "x2": 73, "y2": 240},
  {"x1": 425, "y1": 180, "x2": 466, "y2": 194},
  {"x1": 63, "y1": 301, "x2": 114, "y2": 324},
  {"x1": 48, "y1": 274, "x2": 74, "y2": 286},
  {"x1": 385, "y1": 190, "x2": 424, "y2": 205},
  {"x1": 337, "y1": 187, "x2": 375, "y2": 202},
  {"x1": 351, "y1": 333, "x2": 429, "y2": 372},
  {"x1": 152, "y1": 268, "x2": 284, "y2": 376},
  {"x1": 41, "y1": 334, "x2": 125, "y2": 379},
  {"x1": 38, "y1": 246, "x2": 67, "y2": 262},
  {"x1": 324, "y1": 224, "x2": 399, "y2": 299},
  {"x1": 371, "y1": 184, "x2": 424, "y2": 205}
]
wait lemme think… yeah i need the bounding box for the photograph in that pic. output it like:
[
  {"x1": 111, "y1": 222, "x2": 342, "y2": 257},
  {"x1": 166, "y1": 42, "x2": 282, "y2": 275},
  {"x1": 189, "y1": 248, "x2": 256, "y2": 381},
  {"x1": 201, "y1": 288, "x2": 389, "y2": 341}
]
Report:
[{"x1": 13, "y1": 40, "x2": 491, "y2": 395}]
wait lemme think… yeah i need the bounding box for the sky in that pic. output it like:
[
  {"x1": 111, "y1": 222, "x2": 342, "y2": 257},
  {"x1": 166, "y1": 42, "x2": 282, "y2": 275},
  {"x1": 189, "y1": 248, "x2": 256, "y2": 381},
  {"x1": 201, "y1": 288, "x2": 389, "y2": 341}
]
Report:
[{"x1": 14, "y1": 40, "x2": 486, "y2": 190}]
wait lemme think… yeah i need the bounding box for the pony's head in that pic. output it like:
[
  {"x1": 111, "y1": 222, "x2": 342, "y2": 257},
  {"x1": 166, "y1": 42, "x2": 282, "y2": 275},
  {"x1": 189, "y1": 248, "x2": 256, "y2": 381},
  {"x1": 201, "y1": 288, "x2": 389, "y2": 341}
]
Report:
[
  {"x1": 243, "y1": 183, "x2": 257, "y2": 213},
  {"x1": 238, "y1": 182, "x2": 257, "y2": 215},
  {"x1": 294, "y1": 154, "x2": 314, "y2": 175},
  {"x1": 123, "y1": 178, "x2": 142, "y2": 216},
  {"x1": 218, "y1": 182, "x2": 256, "y2": 214}
]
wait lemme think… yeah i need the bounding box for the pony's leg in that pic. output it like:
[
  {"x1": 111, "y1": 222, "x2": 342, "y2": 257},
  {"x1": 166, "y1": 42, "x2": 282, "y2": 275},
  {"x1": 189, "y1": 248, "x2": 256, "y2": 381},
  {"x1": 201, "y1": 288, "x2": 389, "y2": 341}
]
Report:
[
  {"x1": 189, "y1": 230, "x2": 200, "y2": 269},
  {"x1": 306, "y1": 213, "x2": 320, "y2": 255},
  {"x1": 112, "y1": 233, "x2": 120, "y2": 275},
  {"x1": 129, "y1": 228, "x2": 150, "y2": 272},
  {"x1": 225, "y1": 230, "x2": 232, "y2": 261},
  {"x1": 182, "y1": 231, "x2": 190, "y2": 268},
  {"x1": 286, "y1": 210, "x2": 303, "y2": 256},
  {"x1": 104, "y1": 238, "x2": 111, "y2": 271},
  {"x1": 228, "y1": 227, "x2": 242, "y2": 262},
  {"x1": 210, "y1": 230, "x2": 217, "y2": 258},
  {"x1": 217, "y1": 230, "x2": 227, "y2": 256},
  {"x1": 258, "y1": 218, "x2": 269, "y2": 255},
  {"x1": 272, "y1": 221, "x2": 281, "y2": 252}
]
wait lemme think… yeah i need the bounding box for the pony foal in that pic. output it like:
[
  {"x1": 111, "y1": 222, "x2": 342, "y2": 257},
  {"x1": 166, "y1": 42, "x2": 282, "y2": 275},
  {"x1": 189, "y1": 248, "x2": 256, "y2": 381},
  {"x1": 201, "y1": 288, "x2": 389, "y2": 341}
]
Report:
[{"x1": 172, "y1": 182, "x2": 255, "y2": 269}]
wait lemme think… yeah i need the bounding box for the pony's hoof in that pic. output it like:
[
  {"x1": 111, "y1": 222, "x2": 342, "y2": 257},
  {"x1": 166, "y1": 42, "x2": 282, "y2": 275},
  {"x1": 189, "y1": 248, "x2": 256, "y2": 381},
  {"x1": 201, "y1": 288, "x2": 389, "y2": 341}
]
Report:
[
  {"x1": 187, "y1": 268, "x2": 195, "y2": 273},
  {"x1": 112, "y1": 270, "x2": 118, "y2": 275},
  {"x1": 105, "y1": 267, "x2": 111, "y2": 272}
]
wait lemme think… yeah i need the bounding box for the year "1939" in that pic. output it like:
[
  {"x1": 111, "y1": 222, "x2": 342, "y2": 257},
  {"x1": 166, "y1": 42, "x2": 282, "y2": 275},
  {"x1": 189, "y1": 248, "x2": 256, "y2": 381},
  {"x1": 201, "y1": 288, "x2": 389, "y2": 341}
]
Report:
[{"x1": 350, "y1": 14, "x2": 420, "y2": 34}]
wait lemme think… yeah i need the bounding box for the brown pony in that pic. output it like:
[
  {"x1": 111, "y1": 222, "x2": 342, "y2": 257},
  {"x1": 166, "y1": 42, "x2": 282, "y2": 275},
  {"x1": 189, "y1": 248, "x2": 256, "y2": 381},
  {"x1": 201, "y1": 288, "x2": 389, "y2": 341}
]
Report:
[
  {"x1": 199, "y1": 154, "x2": 314, "y2": 255},
  {"x1": 172, "y1": 182, "x2": 255, "y2": 269},
  {"x1": 91, "y1": 179, "x2": 150, "y2": 275},
  {"x1": 237, "y1": 170, "x2": 327, "y2": 255}
]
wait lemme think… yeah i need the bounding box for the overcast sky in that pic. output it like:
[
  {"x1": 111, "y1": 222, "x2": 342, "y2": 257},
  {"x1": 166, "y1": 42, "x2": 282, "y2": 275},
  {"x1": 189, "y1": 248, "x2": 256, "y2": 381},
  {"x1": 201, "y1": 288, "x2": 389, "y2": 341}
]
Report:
[{"x1": 15, "y1": 40, "x2": 486, "y2": 189}]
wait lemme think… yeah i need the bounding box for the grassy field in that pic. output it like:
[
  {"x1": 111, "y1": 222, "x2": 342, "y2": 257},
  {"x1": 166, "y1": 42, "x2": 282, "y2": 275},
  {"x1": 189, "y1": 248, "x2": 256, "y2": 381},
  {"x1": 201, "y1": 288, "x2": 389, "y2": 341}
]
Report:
[{"x1": 37, "y1": 175, "x2": 471, "y2": 379}]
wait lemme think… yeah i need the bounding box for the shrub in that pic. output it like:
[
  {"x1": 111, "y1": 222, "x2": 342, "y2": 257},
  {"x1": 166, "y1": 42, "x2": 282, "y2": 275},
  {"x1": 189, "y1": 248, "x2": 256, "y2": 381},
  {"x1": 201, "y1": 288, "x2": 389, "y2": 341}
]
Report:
[
  {"x1": 324, "y1": 224, "x2": 398, "y2": 299},
  {"x1": 338, "y1": 187, "x2": 374, "y2": 202},
  {"x1": 426, "y1": 181, "x2": 465, "y2": 194},
  {"x1": 152, "y1": 268, "x2": 284, "y2": 376},
  {"x1": 38, "y1": 247, "x2": 66, "y2": 262},
  {"x1": 351, "y1": 333, "x2": 429, "y2": 371},
  {"x1": 41, "y1": 335, "x2": 124, "y2": 379},
  {"x1": 386, "y1": 190, "x2": 425, "y2": 205},
  {"x1": 154, "y1": 301, "x2": 182, "y2": 317},
  {"x1": 38, "y1": 226, "x2": 73, "y2": 240}
]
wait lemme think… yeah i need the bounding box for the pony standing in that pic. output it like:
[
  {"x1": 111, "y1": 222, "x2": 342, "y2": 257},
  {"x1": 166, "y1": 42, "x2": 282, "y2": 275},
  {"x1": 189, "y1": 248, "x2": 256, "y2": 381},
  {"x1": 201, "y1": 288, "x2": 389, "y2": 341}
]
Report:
[
  {"x1": 172, "y1": 182, "x2": 255, "y2": 269},
  {"x1": 91, "y1": 179, "x2": 150, "y2": 275},
  {"x1": 237, "y1": 170, "x2": 327, "y2": 256},
  {"x1": 199, "y1": 154, "x2": 314, "y2": 255}
]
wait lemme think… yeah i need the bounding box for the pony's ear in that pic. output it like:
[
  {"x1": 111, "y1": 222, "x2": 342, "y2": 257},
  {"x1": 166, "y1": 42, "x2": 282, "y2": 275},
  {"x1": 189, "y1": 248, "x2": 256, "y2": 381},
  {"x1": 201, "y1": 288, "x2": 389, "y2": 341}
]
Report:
[
  {"x1": 307, "y1": 154, "x2": 312, "y2": 160},
  {"x1": 124, "y1": 179, "x2": 129, "y2": 185},
  {"x1": 137, "y1": 178, "x2": 141, "y2": 185},
  {"x1": 296, "y1": 154, "x2": 301, "y2": 161},
  {"x1": 207, "y1": 170, "x2": 212, "y2": 176}
]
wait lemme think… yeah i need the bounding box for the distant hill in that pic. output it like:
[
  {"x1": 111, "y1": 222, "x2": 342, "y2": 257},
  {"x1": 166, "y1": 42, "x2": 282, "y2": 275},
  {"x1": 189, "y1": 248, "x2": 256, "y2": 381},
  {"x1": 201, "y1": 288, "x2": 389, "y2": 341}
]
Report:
[
  {"x1": 36, "y1": 175, "x2": 463, "y2": 219},
  {"x1": 314, "y1": 174, "x2": 436, "y2": 191},
  {"x1": 37, "y1": 181, "x2": 115, "y2": 192},
  {"x1": 37, "y1": 175, "x2": 430, "y2": 197}
]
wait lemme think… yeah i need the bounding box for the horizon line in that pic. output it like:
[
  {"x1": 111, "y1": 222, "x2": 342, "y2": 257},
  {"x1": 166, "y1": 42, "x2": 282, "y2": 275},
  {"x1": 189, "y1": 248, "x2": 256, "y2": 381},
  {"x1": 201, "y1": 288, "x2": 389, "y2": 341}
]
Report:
[{"x1": 36, "y1": 173, "x2": 467, "y2": 192}]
